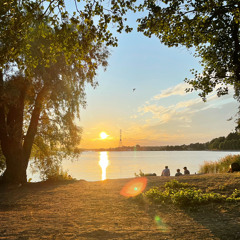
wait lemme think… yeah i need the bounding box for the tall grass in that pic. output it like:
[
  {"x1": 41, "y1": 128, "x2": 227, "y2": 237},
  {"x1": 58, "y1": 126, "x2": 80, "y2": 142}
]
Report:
[
  {"x1": 44, "y1": 165, "x2": 74, "y2": 182},
  {"x1": 199, "y1": 154, "x2": 240, "y2": 173}
]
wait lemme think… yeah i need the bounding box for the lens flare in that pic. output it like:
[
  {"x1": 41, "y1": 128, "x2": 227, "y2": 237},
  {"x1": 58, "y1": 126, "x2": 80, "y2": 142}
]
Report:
[
  {"x1": 120, "y1": 177, "x2": 147, "y2": 197},
  {"x1": 154, "y1": 215, "x2": 168, "y2": 232}
]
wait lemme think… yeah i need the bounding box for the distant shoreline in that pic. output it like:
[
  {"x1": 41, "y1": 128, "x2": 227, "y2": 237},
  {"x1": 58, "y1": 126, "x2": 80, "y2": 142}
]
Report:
[{"x1": 82, "y1": 149, "x2": 240, "y2": 152}]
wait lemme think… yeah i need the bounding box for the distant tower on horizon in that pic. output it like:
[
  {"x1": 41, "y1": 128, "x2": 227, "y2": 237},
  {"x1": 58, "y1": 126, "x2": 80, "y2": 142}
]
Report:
[{"x1": 119, "y1": 129, "x2": 122, "y2": 148}]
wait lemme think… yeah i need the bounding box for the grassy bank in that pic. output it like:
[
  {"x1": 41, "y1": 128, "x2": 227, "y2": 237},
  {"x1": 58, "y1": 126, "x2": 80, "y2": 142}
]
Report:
[{"x1": 199, "y1": 154, "x2": 240, "y2": 173}]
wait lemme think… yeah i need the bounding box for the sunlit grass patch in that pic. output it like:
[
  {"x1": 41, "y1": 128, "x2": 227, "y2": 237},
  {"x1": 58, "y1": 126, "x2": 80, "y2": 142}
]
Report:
[
  {"x1": 136, "y1": 180, "x2": 240, "y2": 207},
  {"x1": 164, "y1": 179, "x2": 191, "y2": 189}
]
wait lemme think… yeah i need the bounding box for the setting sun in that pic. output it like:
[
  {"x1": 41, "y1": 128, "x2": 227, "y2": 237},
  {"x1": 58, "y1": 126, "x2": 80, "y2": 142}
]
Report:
[{"x1": 100, "y1": 131, "x2": 108, "y2": 139}]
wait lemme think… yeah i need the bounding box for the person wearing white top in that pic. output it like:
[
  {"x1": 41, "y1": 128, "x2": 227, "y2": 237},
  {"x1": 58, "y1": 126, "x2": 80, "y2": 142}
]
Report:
[{"x1": 161, "y1": 166, "x2": 170, "y2": 176}]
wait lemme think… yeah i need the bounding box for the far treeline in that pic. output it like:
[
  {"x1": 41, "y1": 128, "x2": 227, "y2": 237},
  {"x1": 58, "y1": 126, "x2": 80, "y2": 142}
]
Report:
[{"x1": 91, "y1": 132, "x2": 240, "y2": 152}]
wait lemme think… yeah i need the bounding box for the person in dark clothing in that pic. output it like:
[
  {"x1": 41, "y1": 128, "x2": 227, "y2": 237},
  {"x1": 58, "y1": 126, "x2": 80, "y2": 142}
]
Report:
[
  {"x1": 175, "y1": 169, "x2": 183, "y2": 176},
  {"x1": 183, "y1": 167, "x2": 190, "y2": 175},
  {"x1": 228, "y1": 162, "x2": 240, "y2": 172}
]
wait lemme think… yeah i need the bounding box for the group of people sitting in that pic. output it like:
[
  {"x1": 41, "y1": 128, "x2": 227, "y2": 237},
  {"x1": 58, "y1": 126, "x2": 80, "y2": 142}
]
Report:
[{"x1": 161, "y1": 166, "x2": 190, "y2": 176}]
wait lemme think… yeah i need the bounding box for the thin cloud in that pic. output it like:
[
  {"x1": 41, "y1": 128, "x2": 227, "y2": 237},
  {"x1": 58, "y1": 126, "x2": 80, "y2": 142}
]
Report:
[
  {"x1": 137, "y1": 84, "x2": 236, "y2": 126},
  {"x1": 138, "y1": 97, "x2": 203, "y2": 124},
  {"x1": 126, "y1": 82, "x2": 238, "y2": 146},
  {"x1": 130, "y1": 101, "x2": 238, "y2": 146},
  {"x1": 153, "y1": 82, "x2": 190, "y2": 100},
  {"x1": 152, "y1": 81, "x2": 235, "y2": 101}
]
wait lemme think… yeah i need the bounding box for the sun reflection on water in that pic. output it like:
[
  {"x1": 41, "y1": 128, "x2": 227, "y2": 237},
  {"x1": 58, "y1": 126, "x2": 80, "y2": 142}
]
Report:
[{"x1": 99, "y1": 152, "x2": 109, "y2": 180}]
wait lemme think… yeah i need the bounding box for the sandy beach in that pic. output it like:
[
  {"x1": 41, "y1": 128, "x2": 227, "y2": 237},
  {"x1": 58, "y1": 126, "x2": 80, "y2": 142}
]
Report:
[{"x1": 1, "y1": 173, "x2": 240, "y2": 240}]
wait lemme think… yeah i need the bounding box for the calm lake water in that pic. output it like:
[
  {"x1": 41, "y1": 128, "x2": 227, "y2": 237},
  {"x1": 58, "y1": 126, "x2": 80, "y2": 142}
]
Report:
[{"x1": 28, "y1": 151, "x2": 240, "y2": 182}]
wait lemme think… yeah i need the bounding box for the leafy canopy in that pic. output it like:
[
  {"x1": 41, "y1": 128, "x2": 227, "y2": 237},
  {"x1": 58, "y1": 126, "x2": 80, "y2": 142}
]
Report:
[
  {"x1": 0, "y1": 0, "x2": 138, "y2": 178},
  {"x1": 137, "y1": 0, "x2": 240, "y2": 101}
]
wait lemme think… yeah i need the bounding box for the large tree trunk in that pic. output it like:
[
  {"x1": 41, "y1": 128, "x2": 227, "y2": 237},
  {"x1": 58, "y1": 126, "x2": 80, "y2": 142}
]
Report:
[
  {"x1": 0, "y1": 71, "x2": 28, "y2": 184},
  {"x1": 0, "y1": 69, "x2": 47, "y2": 184},
  {"x1": 0, "y1": 130, "x2": 29, "y2": 184},
  {"x1": 1, "y1": 153, "x2": 28, "y2": 184}
]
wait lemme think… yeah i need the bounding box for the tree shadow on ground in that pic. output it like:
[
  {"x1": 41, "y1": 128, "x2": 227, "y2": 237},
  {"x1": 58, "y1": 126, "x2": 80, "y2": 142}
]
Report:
[
  {"x1": 184, "y1": 203, "x2": 240, "y2": 240},
  {"x1": 130, "y1": 195, "x2": 240, "y2": 240},
  {"x1": 0, "y1": 180, "x2": 84, "y2": 212}
]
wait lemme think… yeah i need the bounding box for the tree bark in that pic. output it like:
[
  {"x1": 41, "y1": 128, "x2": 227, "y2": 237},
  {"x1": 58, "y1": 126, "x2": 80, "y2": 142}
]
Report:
[
  {"x1": 0, "y1": 74, "x2": 47, "y2": 184},
  {"x1": 23, "y1": 86, "x2": 48, "y2": 163},
  {"x1": 1, "y1": 149, "x2": 28, "y2": 184}
]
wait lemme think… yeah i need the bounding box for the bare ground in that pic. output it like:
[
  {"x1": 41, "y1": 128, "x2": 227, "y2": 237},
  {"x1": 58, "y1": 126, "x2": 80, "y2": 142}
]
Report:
[{"x1": 0, "y1": 173, "x2": 240, "y2": 240}]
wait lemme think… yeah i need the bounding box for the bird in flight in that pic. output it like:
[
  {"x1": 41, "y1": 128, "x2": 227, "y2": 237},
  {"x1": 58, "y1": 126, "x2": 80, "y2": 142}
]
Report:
[{"x1": 133, "y1": 88, "x2": 136, "y2": 92}]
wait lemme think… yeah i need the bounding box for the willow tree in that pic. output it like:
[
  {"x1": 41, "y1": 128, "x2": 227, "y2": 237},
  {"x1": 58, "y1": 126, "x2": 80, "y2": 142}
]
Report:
[
  {"x1": 137, "y1": 0, "x2": 240, "y2": 101},
  {"x1": 0, "y1": 0, "x2": 136, "y2": 184}
]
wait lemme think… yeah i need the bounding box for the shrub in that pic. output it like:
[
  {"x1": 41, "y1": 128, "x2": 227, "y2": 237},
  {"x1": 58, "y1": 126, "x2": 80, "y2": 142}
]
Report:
[
  {"x1": 135, "y1": 169, "x2": 145, "y2": 177},
  {"x1": 144, "y1": 187, "x2": 171, "y2": 204},
  {"x1": 134, "y1": 169, "x2": 156, "y2": 177},
  {"x1": 141, "y1": 180, "x2": 239, "y2": 207},
  {"x1": 226, "y1": 189, "x2": 240, "y2": 202},
  {"x1": 45, "y1": 165, "x2": 74, "y2": 182},
  {"x1": 231, "y1": 189, "x2": 240, "y2": 198},
  {"x1": 170, "y1": 189, "x2": 224, "y2": 206}
]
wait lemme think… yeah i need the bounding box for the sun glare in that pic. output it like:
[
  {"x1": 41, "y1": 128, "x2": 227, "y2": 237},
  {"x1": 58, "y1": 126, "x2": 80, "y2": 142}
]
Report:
[
  {"x1": 99, "y1": 152, "x2": 109, "y2": 180},
  {"x1": 100, "y1": 131, "x2": 108, "y2": 139}
]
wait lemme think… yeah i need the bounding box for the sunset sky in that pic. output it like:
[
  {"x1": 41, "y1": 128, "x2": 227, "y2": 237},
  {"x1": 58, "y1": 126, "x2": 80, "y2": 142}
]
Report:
[{"x1": 71, "y1": 4, "x2": 239, "y2": 149}]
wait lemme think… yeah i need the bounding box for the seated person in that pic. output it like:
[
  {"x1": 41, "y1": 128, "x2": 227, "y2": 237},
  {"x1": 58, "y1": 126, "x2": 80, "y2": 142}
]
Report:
[
  {"x1": 228, "y1": 162, "x2": 240, "y2": 172},
  {"x1": 231, "y1": 162, "x2": 240, "y2": 172},
  {"x1": 161, "y1": 166, "x2": 170, "y2": 176},
  {"x1": 183, "y1": 167, "x2": 190, "y2": 175},
  {"x1": 175, "y1": 169, "x2": 183, "y2": 176}
]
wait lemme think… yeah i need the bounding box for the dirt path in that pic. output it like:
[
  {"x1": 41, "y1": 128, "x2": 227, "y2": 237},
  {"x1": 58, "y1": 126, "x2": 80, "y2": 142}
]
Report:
[{"x1": 0, "y1": 174, "x2": 240, "y2": 239}]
